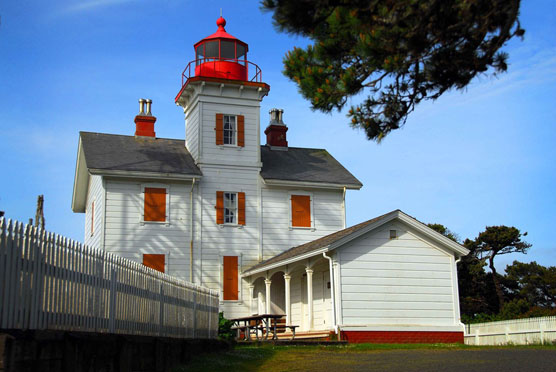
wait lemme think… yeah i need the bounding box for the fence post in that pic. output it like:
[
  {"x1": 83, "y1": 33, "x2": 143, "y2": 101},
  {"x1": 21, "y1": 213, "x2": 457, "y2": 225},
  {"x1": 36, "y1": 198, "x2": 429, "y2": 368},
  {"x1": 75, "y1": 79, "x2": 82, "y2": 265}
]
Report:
[
  {"x1": 192, "y1": 290, "x2": 197, "y2": 338},
  {"x1": 159, "y1": 282, "x2": 164, "y2": 337},
  {"x1": 505, "y1": 326, "x2": 510, "y2": 344},
  {"x1": 540, "y1": 321, "x2": 545, "y2": 345},
  {"x1": 109, "y1": 268, "x2": 117, "y2": 334},
  {"x1": 475, "y1": 328, "x2": 480, "y2": 346}
]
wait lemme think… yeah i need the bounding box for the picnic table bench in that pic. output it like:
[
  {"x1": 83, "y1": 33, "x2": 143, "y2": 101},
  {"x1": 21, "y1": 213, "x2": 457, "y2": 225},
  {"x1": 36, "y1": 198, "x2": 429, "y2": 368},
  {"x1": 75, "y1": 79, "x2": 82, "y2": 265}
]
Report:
[{"x1": 230, "y1": 314, "x2": 299, "y2": 341}]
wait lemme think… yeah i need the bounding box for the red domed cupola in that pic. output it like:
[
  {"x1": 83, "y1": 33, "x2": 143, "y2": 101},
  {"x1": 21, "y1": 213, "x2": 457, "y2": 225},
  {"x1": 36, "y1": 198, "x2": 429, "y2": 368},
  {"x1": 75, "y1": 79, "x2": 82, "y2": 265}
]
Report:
[
  {"x1": 176, "y1": 17, "x2": 268, "y2": 105},
  {"x1": 191, "y1": 17, "x2": 251, "y2": 81}
]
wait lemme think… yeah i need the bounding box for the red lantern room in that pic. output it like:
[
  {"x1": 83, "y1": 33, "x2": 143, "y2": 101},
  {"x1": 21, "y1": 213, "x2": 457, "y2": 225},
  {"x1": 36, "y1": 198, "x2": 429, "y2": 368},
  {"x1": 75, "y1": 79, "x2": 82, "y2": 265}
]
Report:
[
  {"x1": 176, "y1": 17, "x2": 268, "y2": 104},
  {"x1": 193, "y1": 17, "x2": 248, "y2": 81}
]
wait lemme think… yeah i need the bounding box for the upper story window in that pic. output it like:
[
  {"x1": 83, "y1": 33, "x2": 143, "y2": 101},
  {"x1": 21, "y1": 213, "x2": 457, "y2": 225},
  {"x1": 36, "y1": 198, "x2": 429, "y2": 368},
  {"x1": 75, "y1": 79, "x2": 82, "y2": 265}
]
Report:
[
  {"x1": 143, "y1": 254, "x2": 165, "y2": 273},
  {"x1": 142, "y1": 185, "x2": 169, "y2": 224},
  {"x1": 224, "y1": 192, "x2": 237, "y2": 224},
  {"x1": 223, "y1": 115, "x2": 236, "y2": 145},
  {"x1": 216, "y1": 191, "x2": 246, "y2": 226},
  {"x1": 215, "y1": 113, "x2": 245, "y2": 147},
  {"x1": 290, "y1": 193, "x2": 313, "y2": 228}
]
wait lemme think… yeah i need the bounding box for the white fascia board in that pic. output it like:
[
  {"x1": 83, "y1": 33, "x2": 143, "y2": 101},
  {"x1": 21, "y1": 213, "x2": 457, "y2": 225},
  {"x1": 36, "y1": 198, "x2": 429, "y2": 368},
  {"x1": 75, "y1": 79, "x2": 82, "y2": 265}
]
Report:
[
  {"x1": 88, "y1": 168, "x2": 202, "y2": 181},
  {"x1": 241, "y1": 248, "x2": 328, "y2": 277},
  {"x1": 262, "y1": 178, "x2": 362, "y2": 190},
  {"x1": 327, "y1": 210, "x2": 400, "y2": 251},
  {"x1": 71, "y1": 138, "x2": 89, "y2": 213},
  {"x1": 326, "y1": 210, "x2": 470, "y2": 257},
  {"x1": 396, "y1": 212, "x2": 470, "y2": 256}
]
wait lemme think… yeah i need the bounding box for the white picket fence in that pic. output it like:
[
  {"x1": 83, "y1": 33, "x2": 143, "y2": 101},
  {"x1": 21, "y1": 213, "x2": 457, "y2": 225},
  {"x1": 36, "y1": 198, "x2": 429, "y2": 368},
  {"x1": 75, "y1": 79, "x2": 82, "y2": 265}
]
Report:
[
  {"x1": 465, "y1": 316, "x2": 556, "y2": 345},
  {"x1": 0, "y1": 218, "x2": 219, "y2": 339}
]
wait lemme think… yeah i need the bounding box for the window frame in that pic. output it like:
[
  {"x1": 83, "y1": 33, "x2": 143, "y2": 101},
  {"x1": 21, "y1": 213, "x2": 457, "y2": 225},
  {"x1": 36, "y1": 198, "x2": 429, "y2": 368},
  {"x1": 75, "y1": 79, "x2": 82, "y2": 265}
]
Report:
[
  {"x1": 223, "y1": 191, "x2": 238, "y2": 225},
  {"x1": 220, "y1": 254, "x2": 242, "y2": 303},
  {"x1": 140, "y1": 183, "x2": 170, "y2": 226},
  {"x1": 222, "y1": 114, "x2": 237, "y2": 146},
  {"x1": 288, "y1": 191, "x2": 315, "y2": 230}
]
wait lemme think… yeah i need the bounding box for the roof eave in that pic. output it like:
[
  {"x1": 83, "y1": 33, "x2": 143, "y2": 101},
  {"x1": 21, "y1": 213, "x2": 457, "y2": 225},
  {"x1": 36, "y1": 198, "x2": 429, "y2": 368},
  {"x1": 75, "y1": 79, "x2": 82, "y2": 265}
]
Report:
[
  {"x1": 71, "y1": 137, "x2": 88, "y2": 213},
  {"x1": 241, "y1": 247, "x2": 329, "y2": 277},
  {"x1": 89, "y1": 168, "x2": 202, "y2": 181},
  {"x1": 262, "y1": 178, "x2": 362, "y2": 190}
]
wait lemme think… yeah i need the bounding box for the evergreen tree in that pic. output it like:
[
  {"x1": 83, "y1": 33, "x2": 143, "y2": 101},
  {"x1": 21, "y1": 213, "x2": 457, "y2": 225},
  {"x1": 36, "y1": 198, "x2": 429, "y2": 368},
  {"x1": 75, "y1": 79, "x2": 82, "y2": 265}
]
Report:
[
  {"x1": 262, "y1": 0, "x2": 524, "y2": 141},
  {"x1": 474, "y1": 226, "x2": 531, "y2": 311}
]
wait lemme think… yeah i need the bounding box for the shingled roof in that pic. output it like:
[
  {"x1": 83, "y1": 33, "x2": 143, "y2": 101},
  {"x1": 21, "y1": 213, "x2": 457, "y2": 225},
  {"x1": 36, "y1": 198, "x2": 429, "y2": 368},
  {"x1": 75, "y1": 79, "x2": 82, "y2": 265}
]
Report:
[
  {"x1": 244, "y1": 210, "x2": 398, "y2": 274},
  {"x1": 260, "y1": 146, "x2": 362, "y2": 189},
  {"x1": 79, "y1": 132, "x2": 202, "y2": 176}
]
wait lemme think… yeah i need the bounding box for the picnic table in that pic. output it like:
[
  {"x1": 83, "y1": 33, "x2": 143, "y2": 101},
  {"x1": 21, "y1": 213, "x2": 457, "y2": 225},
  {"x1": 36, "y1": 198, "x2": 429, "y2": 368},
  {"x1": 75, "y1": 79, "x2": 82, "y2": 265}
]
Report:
[{"x1": 230, "y1": 314, "x2": 296, "y2": 341}]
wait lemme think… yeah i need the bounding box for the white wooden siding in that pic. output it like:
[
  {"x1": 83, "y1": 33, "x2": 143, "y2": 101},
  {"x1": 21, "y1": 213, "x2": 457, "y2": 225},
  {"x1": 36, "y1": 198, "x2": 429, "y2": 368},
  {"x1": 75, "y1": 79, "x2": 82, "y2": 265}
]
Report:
[
  {"x1": 103, "y1": 179, "x2": 193, "y2": 280},
  {"x1": 185, "y1": 102, "x2": 200, "y2": 161},
  {"x1": 198, "y1": 96, "x2": 261, "y2": 167},
  {"x1": 84, "y1": 175, "x2": 104, "y2": 249},
  {"x1": 261, "y1": 187, "x2": 344, "y2": 258},
  {"x1": 339, "y1": 220, "x2": 458, "y2": 327}
]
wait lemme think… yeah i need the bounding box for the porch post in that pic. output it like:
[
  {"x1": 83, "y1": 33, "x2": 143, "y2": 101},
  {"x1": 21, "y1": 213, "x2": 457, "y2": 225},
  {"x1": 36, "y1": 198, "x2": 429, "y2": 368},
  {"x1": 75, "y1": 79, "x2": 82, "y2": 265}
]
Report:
[
  {"x1": 306, "y1": 268, "x2": 314, "y2": 330},
  {"x1": 264, "y1": 279, "x2": 272, "y2": 314},
  {"x1": 283, "y1": 274, "x2": 291, "y2": 325},
  {"x1": 248, "y1": 284, "x2": 255, "y2": 315}
]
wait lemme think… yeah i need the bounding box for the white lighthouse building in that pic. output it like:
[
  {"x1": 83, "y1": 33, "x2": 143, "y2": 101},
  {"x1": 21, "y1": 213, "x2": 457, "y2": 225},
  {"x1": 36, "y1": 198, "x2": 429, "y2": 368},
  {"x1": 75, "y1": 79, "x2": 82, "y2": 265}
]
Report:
[{"x1": 72, "y1": 17, "x2": 468, "y2": 343}]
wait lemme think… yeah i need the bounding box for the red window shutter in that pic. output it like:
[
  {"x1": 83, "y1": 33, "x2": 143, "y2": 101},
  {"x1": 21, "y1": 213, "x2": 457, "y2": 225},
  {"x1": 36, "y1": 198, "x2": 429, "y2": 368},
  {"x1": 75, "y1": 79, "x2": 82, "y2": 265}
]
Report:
[
  {"x1": 238, "y1": 192, "x2": 246, "y2": 225},
  {"x1": 144, "y1": 187, "x2": 166, "y2": 222},
  {"x1": 143, "y1": 254, "x2": 165, "y2": 273},
  {"x1": 237, "y1": 115, "x2": 245, "y2": 147},
  {"x1": 291, "y1": 195, "x2": 311, "y2": 227},
  {"x1": 216, "y1": 191, "x2": 224, "y2": 224},
  {"x1": 91, "y1": 201, "x2": 94, "y2": 235},
  {"x1": 223, "y1": 256, "x2": 238, "y2": 300},
  {"x1": 215, "y1": 113, "x2": 224, "y2": 145}
]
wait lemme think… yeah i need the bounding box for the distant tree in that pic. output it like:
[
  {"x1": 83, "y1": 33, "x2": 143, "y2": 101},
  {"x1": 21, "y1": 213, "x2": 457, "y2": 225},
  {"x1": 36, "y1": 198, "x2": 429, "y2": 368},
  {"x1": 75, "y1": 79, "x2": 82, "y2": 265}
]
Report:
[
  {"x1": 261, "y1": 0, "x2": 524, "y2": 141},
  {"x1": 504, "y1": 261, "x2": 556, "y2": 308},
  {"x1": 427, "y1": 223, "x2": 460, "y2": 243},
  {"x1": 458, "y1": 238, "x2": 498, "y2": 317},
  {"x1": 474, "y1": 226, "x2": 531, "y2": 310}
]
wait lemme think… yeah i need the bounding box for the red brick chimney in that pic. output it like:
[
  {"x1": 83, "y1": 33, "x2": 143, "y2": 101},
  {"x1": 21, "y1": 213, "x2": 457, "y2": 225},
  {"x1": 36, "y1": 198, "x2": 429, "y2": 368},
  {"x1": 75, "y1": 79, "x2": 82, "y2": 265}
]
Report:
[
  {"x1": 264, "y1": 108, "x2": 288, "y2": 148},
  {"x1": 135, "y1": 98, "x2": 156, "y2": 137}
]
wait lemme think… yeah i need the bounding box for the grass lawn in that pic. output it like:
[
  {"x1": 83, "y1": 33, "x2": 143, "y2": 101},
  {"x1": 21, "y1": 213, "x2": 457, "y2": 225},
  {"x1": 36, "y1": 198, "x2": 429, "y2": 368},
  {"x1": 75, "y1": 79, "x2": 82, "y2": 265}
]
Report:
[{"x1": 173, "y1": 343, "x2": 556, "y2": 372}]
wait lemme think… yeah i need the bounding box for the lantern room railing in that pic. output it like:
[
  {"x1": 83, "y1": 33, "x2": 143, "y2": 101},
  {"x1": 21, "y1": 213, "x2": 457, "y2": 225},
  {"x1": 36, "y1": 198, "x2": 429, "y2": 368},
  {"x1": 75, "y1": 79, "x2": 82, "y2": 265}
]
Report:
[{"x1": 181, "y1": 58, "x2": 263, "y2": 86}]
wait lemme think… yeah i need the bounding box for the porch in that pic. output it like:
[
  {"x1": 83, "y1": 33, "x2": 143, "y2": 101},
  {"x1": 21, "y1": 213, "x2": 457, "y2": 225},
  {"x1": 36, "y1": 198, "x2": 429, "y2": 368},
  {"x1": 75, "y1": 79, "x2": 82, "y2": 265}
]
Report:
[{"x1": 242, "y1": 254, "x2": 338, "y2": 334}]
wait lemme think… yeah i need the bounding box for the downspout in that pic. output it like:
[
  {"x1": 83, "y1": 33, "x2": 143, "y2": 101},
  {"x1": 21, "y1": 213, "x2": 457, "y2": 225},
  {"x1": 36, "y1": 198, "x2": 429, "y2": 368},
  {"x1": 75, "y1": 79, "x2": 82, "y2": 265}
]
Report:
[
  {"x1": 323, "y1": 252, "x2": 338, "y2": 334},
  {"x1": 189, "y1": 178, "x2": 196, "y2": 282},
  {"x1": 342, "y1": 186, "x2": 346, "y2": 229}
]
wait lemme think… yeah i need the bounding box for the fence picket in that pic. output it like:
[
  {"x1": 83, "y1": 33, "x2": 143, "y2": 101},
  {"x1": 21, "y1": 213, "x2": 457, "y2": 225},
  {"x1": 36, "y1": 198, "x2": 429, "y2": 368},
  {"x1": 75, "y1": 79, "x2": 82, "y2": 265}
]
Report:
[{"x1": 0, "y1": 217, "x2": 218, "y2": 338}]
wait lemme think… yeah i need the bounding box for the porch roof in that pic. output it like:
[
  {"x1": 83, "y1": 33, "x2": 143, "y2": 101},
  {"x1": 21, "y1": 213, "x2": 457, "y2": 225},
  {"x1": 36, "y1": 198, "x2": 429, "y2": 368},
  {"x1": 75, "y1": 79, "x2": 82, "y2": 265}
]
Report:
[{"x1": 242, "y1": 209, "x2": 470, "y2": 276}]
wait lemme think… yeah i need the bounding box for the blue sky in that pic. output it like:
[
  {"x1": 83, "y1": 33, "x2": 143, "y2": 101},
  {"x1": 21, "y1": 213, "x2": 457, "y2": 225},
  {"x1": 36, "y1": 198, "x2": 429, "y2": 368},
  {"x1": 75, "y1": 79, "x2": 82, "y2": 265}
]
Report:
[{"x1": 1, "y1": 0, "x2": 555, "y2": 272}]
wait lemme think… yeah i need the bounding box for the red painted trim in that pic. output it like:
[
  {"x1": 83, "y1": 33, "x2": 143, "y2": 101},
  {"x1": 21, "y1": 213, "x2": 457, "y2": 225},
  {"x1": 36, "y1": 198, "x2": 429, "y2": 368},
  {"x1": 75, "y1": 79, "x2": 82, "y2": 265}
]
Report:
[{"x1": 341, "y1": 331, "x2": 464, "y2": 344}]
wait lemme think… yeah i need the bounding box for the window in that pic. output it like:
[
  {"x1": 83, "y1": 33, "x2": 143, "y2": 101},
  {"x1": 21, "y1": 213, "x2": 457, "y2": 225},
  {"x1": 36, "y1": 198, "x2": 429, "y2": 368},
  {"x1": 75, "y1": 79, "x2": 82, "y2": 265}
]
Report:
[
  {"x1": 221, "y1": 40, "x2": 235, "y2": 59},
  {"x1": 205, "y1": 41, "x2": 219, "y2": 59},
  {"x1": 390, "y1": 230, "x2": 397, "y2": 239},
  {"x1": 143, "y1": 254, "x2": 165, "y2": 273},
  {"x1": 223, "y1": 115, "x2": 236, "y2": 145},
  {"x1": 215, "y1": 114, "x2": 244, "y2": 147},
  {"x1": 216, "y1": 191, "x2": 245, "y2": 225},
  {"x1": 291, "y1": 194, "x2": 312, "y2": 228},
  {"x1": 223, "y1": 256, "x2": 238, "y2": 301},
  {"x1": 224, "y1": 192, "x2": 236, "y2": 223},
  {"x1": 143, "y1": 186, "x2": 168, "y2": 223}
]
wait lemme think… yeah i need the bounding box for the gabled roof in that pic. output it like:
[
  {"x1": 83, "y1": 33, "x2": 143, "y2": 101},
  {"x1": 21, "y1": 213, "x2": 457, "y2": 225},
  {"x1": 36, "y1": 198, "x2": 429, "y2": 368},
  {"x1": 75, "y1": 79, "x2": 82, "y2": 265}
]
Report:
[
  {"x1": 260, "y1": 146, "x2": 362, "y2": 189},
  {"x1": 80, "y1": 132, "x2": 201, "y2": 176},
  {"x1": 242, "y1": 210, "x2": 470, "y2": 276},
  {"x1": 72, "y1": 132, "x2": 201, "y2": 212}
]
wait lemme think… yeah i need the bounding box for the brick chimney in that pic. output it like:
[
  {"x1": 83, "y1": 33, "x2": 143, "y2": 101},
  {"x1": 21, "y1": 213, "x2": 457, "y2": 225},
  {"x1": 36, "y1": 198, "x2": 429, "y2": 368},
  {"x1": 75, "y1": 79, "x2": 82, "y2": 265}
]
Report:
[
  {"x1": 135, "y1": 98, "x2": 156, "y2": 137},
  {"x1": 264, "y1": 108, "x2": 288, "y2": 149}
]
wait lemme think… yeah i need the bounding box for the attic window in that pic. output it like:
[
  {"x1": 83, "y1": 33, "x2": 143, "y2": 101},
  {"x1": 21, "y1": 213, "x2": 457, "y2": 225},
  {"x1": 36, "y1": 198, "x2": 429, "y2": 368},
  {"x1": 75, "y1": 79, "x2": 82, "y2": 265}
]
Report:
[{"x1": 390, "y1": 230, "x2": 397, "y2": 239}]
